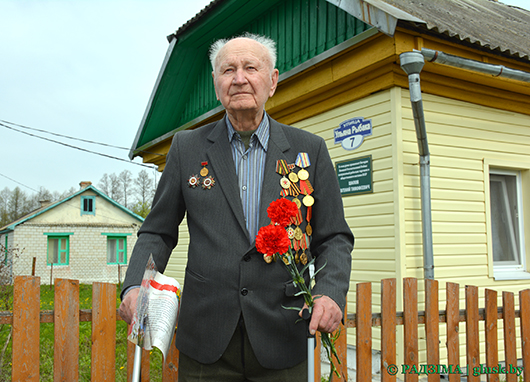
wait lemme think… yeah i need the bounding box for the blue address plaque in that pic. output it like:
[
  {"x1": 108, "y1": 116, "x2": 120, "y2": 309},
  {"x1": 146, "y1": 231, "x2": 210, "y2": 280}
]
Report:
[{"x1": 335, "y1": 155, "x2": 373, "y2": 196}]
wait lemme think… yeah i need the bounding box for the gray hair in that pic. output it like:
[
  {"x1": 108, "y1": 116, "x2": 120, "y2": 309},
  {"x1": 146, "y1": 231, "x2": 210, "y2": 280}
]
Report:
[{"x1": 209, "y1": 32, "x2": 277, "y2": 72}]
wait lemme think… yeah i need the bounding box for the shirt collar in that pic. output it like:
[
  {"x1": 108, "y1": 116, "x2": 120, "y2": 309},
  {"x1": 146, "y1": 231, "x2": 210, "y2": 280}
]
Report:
[{"x1": 226, "y1": 112, "x2": 270, "y2": 151}]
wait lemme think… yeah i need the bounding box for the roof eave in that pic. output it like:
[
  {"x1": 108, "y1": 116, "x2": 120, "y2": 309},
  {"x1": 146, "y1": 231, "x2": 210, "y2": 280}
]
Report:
[{"x1": 326, "y1": 0, "x2": 424, "y2": 37}]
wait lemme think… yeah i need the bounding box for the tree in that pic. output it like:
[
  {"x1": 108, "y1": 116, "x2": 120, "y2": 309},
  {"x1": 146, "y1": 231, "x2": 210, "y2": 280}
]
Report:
[
  {"x1": 99, "y1": 173, "x2": 123, "y2": 204},
  {"x1": 8, "y1": 187, "x2": 27, "y2": 222},
  {"x1": 131, "y1": 201, "x2": 151, "y2": 218},
  {"x1": 0, "y1": 188, "x2": 10, "y2": 227},
  {"x1": 134, "y1": 169, "x2": 155, "y2": 206},
  {"x1": 119, "y1": 170, "x2": 133, "y2": 209}
]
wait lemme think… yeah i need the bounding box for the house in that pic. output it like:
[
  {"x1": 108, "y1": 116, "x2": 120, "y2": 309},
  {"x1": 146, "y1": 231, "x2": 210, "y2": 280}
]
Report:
[
  {"x1": 127, "y1": 0, "x2": 530, "y2": 371},
  {"x1": 0, "y1": 182, "x2": 144, "y2": 285}
]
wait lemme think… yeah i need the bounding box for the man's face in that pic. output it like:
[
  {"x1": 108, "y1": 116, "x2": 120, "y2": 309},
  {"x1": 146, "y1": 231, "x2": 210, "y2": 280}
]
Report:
[{"x1": 212, "y1": 38, "x2": 279, "y2": 116}]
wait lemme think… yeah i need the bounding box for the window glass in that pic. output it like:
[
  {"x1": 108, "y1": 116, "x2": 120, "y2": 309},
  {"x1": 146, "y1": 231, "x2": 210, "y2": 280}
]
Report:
[
  {"x1": 107, "y1": 237, "x2": 126, "y2": 264},
  {"x1": 490, "y1": 171, "x2": 524, "y2": 271},
  {"x1": 81, "y1": 196, "x2": 95, "y2": 215},
  {"x1": 48, "y1": 236, "x2": 69, "y2": 265}
]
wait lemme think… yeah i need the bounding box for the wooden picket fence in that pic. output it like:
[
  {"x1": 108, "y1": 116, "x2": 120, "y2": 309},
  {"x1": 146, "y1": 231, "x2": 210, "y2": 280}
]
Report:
[{"x1": 1, "y1": 276, "x2": 529, "y2": 381}]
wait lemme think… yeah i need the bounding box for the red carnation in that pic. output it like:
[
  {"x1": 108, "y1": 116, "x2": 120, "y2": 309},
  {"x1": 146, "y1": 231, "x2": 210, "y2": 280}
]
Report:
[
  {"x1": 267, "y1": 198, "x2": 298, "y2": 227},
  {"x1": 255, "y1": 224, "x2": 291, "y2": 256}
]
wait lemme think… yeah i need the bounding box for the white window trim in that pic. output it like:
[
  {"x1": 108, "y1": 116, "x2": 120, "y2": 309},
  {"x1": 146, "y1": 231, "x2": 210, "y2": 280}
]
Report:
[{"x1": 484, "y1": 159, "x2": 530, "y2": 280}]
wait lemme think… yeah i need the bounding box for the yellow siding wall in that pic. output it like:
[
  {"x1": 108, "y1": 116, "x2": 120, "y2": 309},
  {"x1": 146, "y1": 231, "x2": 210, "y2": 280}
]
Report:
[
  {"x1": 402, "y1": 89, "x2": 530, "y2": 365},
  {"x1": 164, "y1": 215, "x2": 190, "y2": 285},
  {"x1": 292, "y1": 89, "x2": 402, "y2": 353}
]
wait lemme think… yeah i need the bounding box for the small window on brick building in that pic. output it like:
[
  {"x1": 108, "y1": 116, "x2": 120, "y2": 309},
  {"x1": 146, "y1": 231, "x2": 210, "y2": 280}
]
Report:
[{"x1": 107, "y1": 236, "x2": 127, "y2": 264}]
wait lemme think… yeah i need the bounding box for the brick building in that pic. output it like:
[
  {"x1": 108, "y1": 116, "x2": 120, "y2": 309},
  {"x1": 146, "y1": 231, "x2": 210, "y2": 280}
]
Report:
[{"x1": 0, "y1": 182, "x2": 144, "y2": 285}]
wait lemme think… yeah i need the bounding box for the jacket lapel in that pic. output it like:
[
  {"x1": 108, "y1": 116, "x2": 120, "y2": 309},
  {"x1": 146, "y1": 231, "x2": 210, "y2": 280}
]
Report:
[
  {"x1": 205, "y1": 119, "x2": 248, "y2": 235},
  {"x1": 258, "y1": 117, "x2": 291, "y2": 229}
]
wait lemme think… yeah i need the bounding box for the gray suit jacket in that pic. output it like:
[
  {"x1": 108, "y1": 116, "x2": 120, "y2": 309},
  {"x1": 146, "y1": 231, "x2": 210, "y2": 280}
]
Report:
[{"x1": 123, "y1": 116, "x2": 354, "y2": 369}]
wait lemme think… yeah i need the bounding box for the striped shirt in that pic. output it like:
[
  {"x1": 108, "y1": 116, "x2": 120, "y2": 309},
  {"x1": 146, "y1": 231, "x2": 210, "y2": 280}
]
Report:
[{"x1": 226, "y1": 113, "x2": 269, "y2": 243}]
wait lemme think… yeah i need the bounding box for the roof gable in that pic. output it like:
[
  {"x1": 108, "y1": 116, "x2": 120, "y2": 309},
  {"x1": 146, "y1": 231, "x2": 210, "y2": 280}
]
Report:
[
  {"x1": 130, "y1": 0, "x2": 371, "y2": 156},
  {"x1": 0, "y1": 185, "x2": 144, "y2": 233}
]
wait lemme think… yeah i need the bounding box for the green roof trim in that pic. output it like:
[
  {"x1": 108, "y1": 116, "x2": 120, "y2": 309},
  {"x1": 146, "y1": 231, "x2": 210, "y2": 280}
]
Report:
[
  {"x1": 0, "y1": 185, "x2": 144, "y2": 234},
  {"x1": 130, "y1": 0, "x2": 370, "y2": 157}
]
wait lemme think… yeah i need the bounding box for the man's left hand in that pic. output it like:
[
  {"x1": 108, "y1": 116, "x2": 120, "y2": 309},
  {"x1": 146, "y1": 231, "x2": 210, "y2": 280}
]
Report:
[{"x1": 299, "y1": 295, "x2": 342, "y2": 335}]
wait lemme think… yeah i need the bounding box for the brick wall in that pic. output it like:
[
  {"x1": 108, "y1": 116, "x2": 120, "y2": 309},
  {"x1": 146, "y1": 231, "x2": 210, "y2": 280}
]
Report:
[{"x1": 11, "y1": 223, "x2": 140, "y2": 285}]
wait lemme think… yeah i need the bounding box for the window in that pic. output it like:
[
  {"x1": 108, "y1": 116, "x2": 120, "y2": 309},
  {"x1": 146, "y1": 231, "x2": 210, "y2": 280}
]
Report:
[
  {"x1": 81, "y1": 196, "x2": 96, "y2": 215},
  {"x1": 47, "y1": 235, "x2": 70, "y2": 265},
  {"x1": 103, "y1": 234, "x2": 129, "y2": 264},
  {"x1": 489, "y1": 168, "x2": 527, "y2": 278}
]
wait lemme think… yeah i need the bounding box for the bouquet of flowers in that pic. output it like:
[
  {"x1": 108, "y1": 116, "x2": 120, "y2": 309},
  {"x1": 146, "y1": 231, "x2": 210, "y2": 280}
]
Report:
[{"x1": 255, "y1": 198, "x2": 341, "y2": 377}]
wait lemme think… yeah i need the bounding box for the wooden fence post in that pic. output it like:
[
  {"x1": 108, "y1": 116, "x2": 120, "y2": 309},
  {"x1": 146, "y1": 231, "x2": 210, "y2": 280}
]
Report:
[
  {"x1": 465, "y1": 285, "x2": 480, "y2": 382},
  {"x1": 91, "y1": 282, "x2": 116, "y2": 381},
  {"x1": 425, "y1": 279, "x2": 439, "y2": 382},
  {"x1": 403, "y1": 278, "x2": 418, "y2": 382},
  {"x1": 519, "y1": 289, "x2": 530, "y2": 382},
  {"x1": 54, "y1": 278, "x2": 80, "y2": 382},
  {"x1": 445, "y1": 282, "x2": 460, "y2": 382},
  {"x1": 12, "y1": 275, "x2": 40, "y2": 382},
  {"x1": 502, "y1": 291, "x2": 517, "y2": 382},
  {"x1": 162, "y1": 331, "x2": 179, "y2": 381},
  {"x1": 356, "y1": 282, "x2": 372, "y2": 382},
  {"x1": 314, "y1": 332, "x2": 321, "y2": 382},
  {"x1": 484, "y1": 289, "x2": 499, "y2": 382},
  {"x1": 381, "y1": 278, "x2": 396, "y2": 382}
]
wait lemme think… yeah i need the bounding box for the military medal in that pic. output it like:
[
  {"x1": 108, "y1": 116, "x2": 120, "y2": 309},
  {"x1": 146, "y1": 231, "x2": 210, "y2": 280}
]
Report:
[
  {"x1": 288, "y1": 171, "x2": 299, "y2": 183},
  {"x1": 294, "y1": 227, "x2": 303, "y2": 241},
  {"x1": 298, "y1": 168, "x2": 309, "y2": 181},
  {"x1": 292, "y1": 197, "x2": 301, "y2": 209},
  {"x1": 280, "y1": 177, "x2": 291, "y2": 189},
  {"x1": 305, "y1": 206, "x2": 312, "y2": 236},
  {"x1": 287, "y1": 227, "x2": 295, "y2": 239},
  {"x1": 200, "y1": 161, "x2": 209, "y2": 177},
  {"x1": 202, "y1": 176, "x2": 215, "y2": 189},
  {"x1": 303, "y1": 194, "x2": 314, "y2": 207},
  {"x1": 188, "y1": 175, "x2": 200, "y2": 188},
  {"x1": 300, "y1": 234, "x2": 309, "y2": 265}
]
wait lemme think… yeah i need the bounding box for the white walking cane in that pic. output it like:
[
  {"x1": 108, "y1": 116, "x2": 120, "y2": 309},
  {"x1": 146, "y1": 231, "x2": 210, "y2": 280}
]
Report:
[
  {"x1": 132, "y1": 344, "x2": 142, "y2": 382},
  {"x1": 307, "y1": 263, "x2": 316, "y2": 382},
  {"x1": 132, "y1": 316, "x2": 147, "y2": 382}
]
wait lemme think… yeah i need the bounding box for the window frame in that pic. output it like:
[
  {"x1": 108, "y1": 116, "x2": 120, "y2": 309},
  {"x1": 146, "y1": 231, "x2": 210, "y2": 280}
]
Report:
[
  {"x1": 484, "y1": 159, "x2": 530, "y2": 280},
  {"x1": 81, "y1": 196, "x2": 96, "y2": 216},
  {"x1": 45, "y1": 233, "x2": 72, "y2": 266},
  {"x1": 102, "y1": 233, "x2": 130, "y2": 265}
]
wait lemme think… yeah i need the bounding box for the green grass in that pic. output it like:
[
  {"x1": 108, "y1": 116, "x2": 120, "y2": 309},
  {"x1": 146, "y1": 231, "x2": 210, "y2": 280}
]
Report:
[{"x1": 0, "y1": 284, "x2": 164, "y2": 382}]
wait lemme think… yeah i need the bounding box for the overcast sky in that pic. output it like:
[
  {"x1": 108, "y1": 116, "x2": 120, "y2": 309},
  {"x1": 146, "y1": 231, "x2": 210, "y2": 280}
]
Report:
[{"x1": 1, "y1": 0, "x2": 529, "y2": 196}]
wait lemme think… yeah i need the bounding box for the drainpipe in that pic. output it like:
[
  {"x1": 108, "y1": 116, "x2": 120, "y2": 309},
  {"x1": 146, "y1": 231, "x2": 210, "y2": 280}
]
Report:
[
  {"x1": 421, "y1": 48, "x2": 530, "y2": 83},
  {"x1": 400, "y1": 51, "x2": 435, "y2": 280}
]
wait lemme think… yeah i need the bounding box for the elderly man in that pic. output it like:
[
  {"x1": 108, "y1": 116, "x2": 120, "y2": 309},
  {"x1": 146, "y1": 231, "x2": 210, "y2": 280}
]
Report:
[{"x1": 120, "y1": 33, "x2": 354, "y2": 381}]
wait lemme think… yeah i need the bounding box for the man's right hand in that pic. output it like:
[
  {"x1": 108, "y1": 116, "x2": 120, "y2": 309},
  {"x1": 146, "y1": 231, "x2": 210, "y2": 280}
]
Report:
[{"x1": 118, "y1": 287, "x2": 140, "y2": 325}]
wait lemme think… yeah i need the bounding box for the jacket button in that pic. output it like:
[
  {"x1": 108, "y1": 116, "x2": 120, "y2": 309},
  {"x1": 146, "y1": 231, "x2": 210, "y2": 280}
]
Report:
[
  {"x1": 241, "y1": 288, "x2": 248, "y2": 296},
  {"x1": 243, "y1": 254, "x2": 251, "y2": 262}
]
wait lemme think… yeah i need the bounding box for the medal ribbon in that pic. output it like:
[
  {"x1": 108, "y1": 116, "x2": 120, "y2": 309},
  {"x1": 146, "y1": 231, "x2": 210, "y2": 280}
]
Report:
[
  {"x1": 291, "y1": 209, "x2": 302, "y2": 226},
  {"x1": 288, "y1": 182, "x2": 300, "y2": 197},
  {"x1": 276, "y1": 160, "x2": 289, "y2": 175},
  {"x1": 300, "y1": 234, "x2": 308, "y2": 250},
  {"x1": 295, "y1": 153, "x2": 311, "y2": 168},
  {"x1": 299, "y1": 179, "x2": 313, "y2": 195}
]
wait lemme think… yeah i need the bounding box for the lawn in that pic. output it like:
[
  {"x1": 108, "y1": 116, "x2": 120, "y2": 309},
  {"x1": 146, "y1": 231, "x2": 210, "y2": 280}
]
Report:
[{"x1": 0, "y1": 284, "x2": 164, "y2": 382}]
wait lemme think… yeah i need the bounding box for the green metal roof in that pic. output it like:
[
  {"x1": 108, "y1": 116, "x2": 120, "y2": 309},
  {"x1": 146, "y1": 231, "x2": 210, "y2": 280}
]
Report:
[{"x1": 130, "y1": 0, "x2": 370, "y2": 157}]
